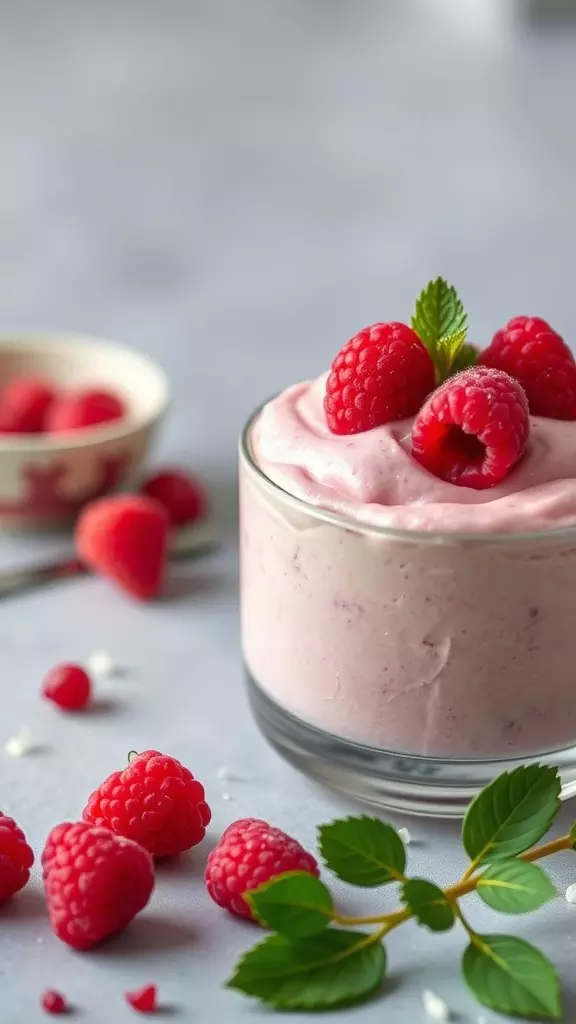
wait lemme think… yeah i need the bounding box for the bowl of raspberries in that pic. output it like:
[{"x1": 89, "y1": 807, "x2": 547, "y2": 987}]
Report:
[{"x1": 0, "y1": 331, "x2": 169, "y2": 530}]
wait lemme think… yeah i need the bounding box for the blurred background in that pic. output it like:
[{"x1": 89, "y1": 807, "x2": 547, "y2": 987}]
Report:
[{"x1": 1, "y1": 0, "x2": 576, "y2": 498}]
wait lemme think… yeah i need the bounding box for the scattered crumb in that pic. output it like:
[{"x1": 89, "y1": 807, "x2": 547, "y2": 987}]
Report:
[
  {"x1": 398, "y1": 827, "x2": 411, "y2": 845},
  {"x1": 422, "y1": 989, "x2": 450, "y2": 1021},
  {"x1": 216, "y1": 765, "x2": 243, "y2": 783},
  {"x1": 565, "y1": 883, "x2": 576, "y2": 904},
  {"x1": 5, "y1": 727, "x2": 34, "y2": 757},
  {"x1": 86, "y1": 649, "x2": 116, "y2": 678},
  {"x1": 36, "y1": 937, "x2": 44, "y2": 944},
  {"x1": 221, "y1": 792, "x2": 231, "y2": 801}
]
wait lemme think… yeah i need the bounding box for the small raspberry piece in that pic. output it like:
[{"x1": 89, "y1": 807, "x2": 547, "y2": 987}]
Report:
[
  {"x1": 46, "y1": 388, "x2": 125, "y2": 433},
  {"x1": 125, "y1": 984, "x2": 157, "y2": 1014},
  {"x1": 411, "y1": 366, "x2": 529, "y2": 490},
  {"x1": 0, "y1": 376, "x2": 56, "y2": 433},
  {"x1": 75, "y1": 495, "x2": 169, "y2": 601},
  {"x1": 83, "y1": 749, "x2": 211, "y2": 858},
  {"x1": 479, "y1": 316, "x2": 576, "y2": 419},
  {"x1": 42, "y1": 821, "x2": 154, "y2": 950},
  {"x1": 41, "y1": 991, "x2": 67, "y2": 1015},
  {"x1": 42, "y1": 663, "x2": 91, "y2": 711},
  {"x1": 141, "y1": 469, "x2": 206, "y2": 526},
  {"x1": 324, "y1": 322, "x2": 435, "y2": 435},
  {"x1": 205, "y1": 817, "x2": 319, "y2": 920},
  {"x1": 0, "y1": 812, "x2": 34, "y2": 902}
]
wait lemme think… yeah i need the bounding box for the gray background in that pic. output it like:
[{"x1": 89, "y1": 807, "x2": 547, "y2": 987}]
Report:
[{"x1": 2, "y1": 2, "x2": 576, "y2": 1021}]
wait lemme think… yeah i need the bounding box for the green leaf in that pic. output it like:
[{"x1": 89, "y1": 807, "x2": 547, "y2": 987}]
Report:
[
  {"x1": 434, "y1": 329, "x2": 468, "y2": 381},
  {"x1": 462, "y1": 934, "x2": 561, "y2": 1020},
  {"x1": 462, "y1": 764, "x2": 561, "y2": 867},
  {"x1": 246, "y1": 871, "x2": 333, "y2": 938},
  {"x1": 570, "y1": 822, "x2": 576, "y2": 849},
  {"x1": 228, "y1": 928, "x2": 386, "y2": 1010},
  {"x1": 401, "y1": 878, "x2": 455, "y2": 932},
  {"x1": 477, "y1": 860, "x2": 556, "y2": 914},
  {"x1": 450, "y1": 340, "x2": 478, "y2": 374},
  {"x1": 319, "y1": 816, "x2": 406, "y2": 886},
  {"x1": 412, "y1": 277, "x2": 468, "y2": 378}
]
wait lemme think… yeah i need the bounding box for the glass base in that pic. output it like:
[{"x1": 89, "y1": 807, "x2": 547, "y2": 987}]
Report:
[{"x1": 246, "y1": 669, "x2": 576, "y2": 818}]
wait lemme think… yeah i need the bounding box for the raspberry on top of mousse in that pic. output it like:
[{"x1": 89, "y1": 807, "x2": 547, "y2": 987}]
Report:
[{"x1": 323, "y1": 278, "x2": 576, "y2": 489}]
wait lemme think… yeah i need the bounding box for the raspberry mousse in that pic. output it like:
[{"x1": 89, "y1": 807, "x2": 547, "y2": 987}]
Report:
[{"x1": 240, "y1": 281, "x2": 576, "y2": 803}]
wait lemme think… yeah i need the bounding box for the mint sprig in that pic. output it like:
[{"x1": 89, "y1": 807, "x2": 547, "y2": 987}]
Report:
[
  {"x1": 412, "y1": 277, "x2": 474, "y2": 382},
  {"x1": 477, "y1": 860, "x2": 557, "y2": 915},
  {"x1": 246, "y1": 871, "x2": 333, "y2": 938},
  {"x1": 228, "y1": 763, "x2": 571, "y2": 1019},
  {"x1": 319, "y1": 815, "x2": 406, "y2": 886},
  {"x1": 228, "y1": 929, "x2": 386, "y2": 1010},
  {"x1": 462, "y1": 934, "x2": 561, "y2": 1020}
]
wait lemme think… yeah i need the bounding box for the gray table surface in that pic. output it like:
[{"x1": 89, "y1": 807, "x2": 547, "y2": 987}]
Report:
[{"x1": 2, "y1": 2, "x2": 576, "y2": 1021}]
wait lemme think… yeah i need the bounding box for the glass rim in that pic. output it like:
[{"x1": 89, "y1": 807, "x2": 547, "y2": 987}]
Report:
[{"x1": 240, "y1": 401, "x2": 576, "y2": 547}]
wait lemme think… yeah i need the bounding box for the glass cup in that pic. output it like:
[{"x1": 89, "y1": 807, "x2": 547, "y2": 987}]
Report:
[{"x1": 240, "y1": 405, "x2": 576, "y2": 817}]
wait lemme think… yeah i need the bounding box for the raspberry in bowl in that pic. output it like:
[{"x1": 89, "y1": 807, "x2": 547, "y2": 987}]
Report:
[
  {"x1": 240, "y1": 279, "x2": 576, "y2": 816},
  {"x1": 0, "y1": 332, "x2": 168, "y2": 530}
]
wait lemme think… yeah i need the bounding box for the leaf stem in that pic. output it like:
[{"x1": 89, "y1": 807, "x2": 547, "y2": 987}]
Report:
[{"x1": 332, "y1": 833, "x2": 572, "y2": 929}]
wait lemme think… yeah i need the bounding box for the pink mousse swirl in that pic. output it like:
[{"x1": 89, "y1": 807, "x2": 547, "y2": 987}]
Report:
[{"x1": 253, "y1": 374, "x2": 576, "y2": 533}]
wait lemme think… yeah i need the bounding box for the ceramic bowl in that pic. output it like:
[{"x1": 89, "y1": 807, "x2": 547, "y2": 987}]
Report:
[{"x1": 0, "y1": 331, "x2": 169, "y2": 531}]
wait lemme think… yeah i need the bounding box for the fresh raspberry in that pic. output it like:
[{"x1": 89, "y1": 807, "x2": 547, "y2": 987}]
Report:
[
  {"x1": 42, "y1": 663, "x2": 91, "y2": 711},
  {"x1": 0, "y1": 812, "x2": 34, "y2": 902},
  {"x1": 411, "y1": 366, "x2": 530, "y2": 490},
  {"x1": 324, "y1": 322, "x2": 435, "y2": 435},
  {"x1": 41, "y1": 991, "x2": 67, "y2": 1015},
  {"x1": 141, "y1": 469, "x2": 206, "y2": 526},
  {"x1": 75, "y1": 495, "x2": 169, "y2": 601},
  {"x1": 83, "y1": 749, "x2": 211, "y2": 859},
  {"x1": 0, "y1": 376, "x2": 56, "y2": 433},
  {"x1": 478, "y1": 316, "x2": 576, "y2": 419},
  {"x1": 205, "y1": 817, "x2": 319, "y2": 920},
  {"x1": 42, "y1": 821, "x2": 154, "y2": 950},
  {"x1": 46, "y1": 388, "x2": 125, "y2": 433},
  {"x1": 125, "y1": 984, "x2": 157, "y2": 1014}
]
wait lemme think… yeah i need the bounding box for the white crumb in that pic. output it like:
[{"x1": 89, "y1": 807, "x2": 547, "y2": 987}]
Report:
[
  {"x1": 565, "y1": 883, "x2": 576, "y2": 903},
  {"x1": 422, "y1": 988, "x2": 450, "y2": 1021},
  {"x1": 86, "y1": 649, "x2": 116, "y2": 678},
  {"x1": 5, "y1": 727, "x2": 34, "y2": 757},
  {"x1": 221, "y1": 792, "x2": 231, "y2": 801},
  {"x1": 398, "y1": 827, "x2": 411, "y2": 845},
  {"x1": 36, "y1": 937, "x2": 44, "y2": 944},
  {"x1": 216, "y1": 765, "x2": 244, "y2": 783}
]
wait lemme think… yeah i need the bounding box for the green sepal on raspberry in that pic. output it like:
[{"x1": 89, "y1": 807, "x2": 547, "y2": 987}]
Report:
[
  {"x1": 412, "y1": 277, "x2": 475, "y2": 383},
  {"x1": 82, "y1": 749, "x2": 211, "y2": 858}
]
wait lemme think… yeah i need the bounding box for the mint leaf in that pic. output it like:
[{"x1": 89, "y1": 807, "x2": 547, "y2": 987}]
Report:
[
  {"x1": 246, "y1": 871, "x2": 333, "y2": 938},
  {"x1": 477, "y1": 860, "x2": 556, "y2": 915},
  {"x1": 570, "y1": 822, "x2": 576, "y2": 849},
  {"x1": 451, "y1": 341, "x2": 478, "y2": 374},
  {"x1": 401, "y1": 878, "x2": 454, "y2": 932},
  {"x1": 412, "y1": 277, "x2": 468, "y2": 379},
  {"x1": 462, "y1": 764, "x2": 561, "y2": 866},
  {"x1": 319, "y1": 817, "x2": 406, "y2": 886},
  {"x1": 462, "y1": 935, "x2": 561, "y2": 1020},
  {"x1": 434, "y1": 329, "x2": 468, "y2": 381},
  {"x1": 228, "y1": 928, "x2": 386, "y2": 1010}
]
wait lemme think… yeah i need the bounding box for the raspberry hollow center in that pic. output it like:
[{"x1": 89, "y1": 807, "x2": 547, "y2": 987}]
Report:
[{"x1": 440, "y1": 425, "x2": 486, "y2": 467}]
